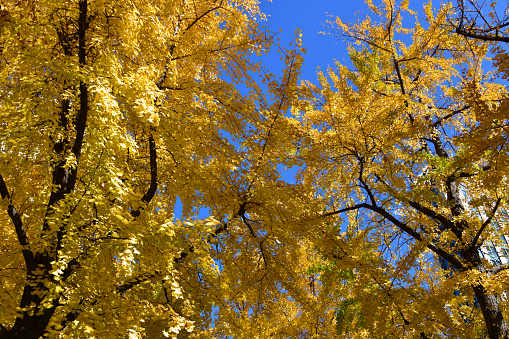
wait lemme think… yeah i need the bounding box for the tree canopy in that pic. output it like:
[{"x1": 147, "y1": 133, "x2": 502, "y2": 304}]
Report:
[
  {"x1": 1, "y1": 0, "x2": 509, "y2": 338},
  {"x1": 293, "y1": 0, "x2": 509, "y2": 337},
  {"x1": 0, "y1": 0, "x2": 309, "y2": 337}
]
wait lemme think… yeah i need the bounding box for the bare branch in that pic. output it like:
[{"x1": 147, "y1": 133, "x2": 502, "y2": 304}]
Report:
[{"x1": 455, "y1": 27, "x2": 509, "y2": 43}]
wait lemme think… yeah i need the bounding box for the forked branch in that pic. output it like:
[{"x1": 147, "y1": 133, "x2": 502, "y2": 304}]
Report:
[{"x1": 322, "y1": 202, "x2": 465, "y2": 270}]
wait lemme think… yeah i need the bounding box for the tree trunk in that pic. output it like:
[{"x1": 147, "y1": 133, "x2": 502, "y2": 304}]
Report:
[
  {"x1": 1, "y1": 281, "x2": 59, "y2": 339},
  {"x1": 462, "y1": 248, "x2": 508, "y2": 339},
  {"x1": 471, "y1": 283, "x2": 508, "y2": 339}
]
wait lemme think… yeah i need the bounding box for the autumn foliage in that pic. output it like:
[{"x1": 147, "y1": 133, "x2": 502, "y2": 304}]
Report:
[
  {"x1": 294, "y1": 1, "x2": 509, "y2": 338},
  {"x1": 1, "y1": 0, "x2": 509, "y2": 338}
]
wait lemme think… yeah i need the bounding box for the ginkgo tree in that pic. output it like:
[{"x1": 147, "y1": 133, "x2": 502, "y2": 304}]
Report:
[
  {"x1": 290, "y1": 0, "x2": 509, "y2": 338},
  {"x1": 0, "y1": 0, "x2": 323, "y2": 338},
  {"x1": 6, "y1": 0, "x2": 509, "y2": 337}
]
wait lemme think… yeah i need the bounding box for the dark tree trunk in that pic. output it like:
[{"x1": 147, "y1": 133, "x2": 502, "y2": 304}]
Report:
[{"x1": 462, "y1": 247, "x2": 509, "y2": 339}]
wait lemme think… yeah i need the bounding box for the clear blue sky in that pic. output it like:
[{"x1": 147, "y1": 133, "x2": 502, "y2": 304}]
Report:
[{"x1": 258, "y1": 0, "x2": 366, "y2": 81}]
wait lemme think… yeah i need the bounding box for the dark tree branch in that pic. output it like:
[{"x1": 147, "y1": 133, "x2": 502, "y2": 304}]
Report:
[
  {"x1": 184, "y1": 1, "x2": 223, "y2": 34},
  {"x1": 411, "y1": 69, "x2": 422, "y2": 84},
  {"x1": 47, "y1": 0, "x2": 89, "y2": 206},
  {"x1": 61, "y1": 257, "x2": 80, "y2": 282},
  {"x1": 428, "y1": 134, "x2": 449, "y2": 158},
  {"x1": 432, "y1": 105, "x2": 470, "y2": 128},
  {"x1": 470, "y1": 197, "x2": 502, "y2": 250},
  {"x1": 393, "y1": 58, "x2": 406, "y2": 96},
  {"x1": 43, "y1": 298, "x2": 86, "y2": 337},
  {"x1": 408, "y1": 200, "x2": 460, "y2": 237},
  {"x1": 142, "y1": 135, "x2": 158, "y2": 204},
  {"x1": 455, "y1": 27, "x2": 509, "y2": 42},
  {"x1": 174, "y1": 245, "x2": 195, "y2": 263},
  {"x1": 0, "y1": 175, "x2": 36, "y2": 272},
  {"x1": 369, "y1": 274, "x2": 430, "y2": 338},
  {"x1": 241, "y1": 214, "x2": 257, "y2": 238},
  {"x1": 322, "y1": 203, "x2": 369, "y2": 217},
  {"x1": 373, "y1": 172, "x2": 460, "y2": 237},
  {"x1": 357, "y1": 156, "x2": 377, "y2": 206},
  {"x1": 131, "y1": 135, "x2": 158, "y2": 218},
  {"x1": 175, "y1": 202, "x2": 249, "y2": 263},
  {"x1": 117, "y1": 270, "x2": 161, "y2": 293},
  {"x1": 322, "y1": 202, "x2": 466, "y2": 270},
  {"x1": 169, "y1": 39, "x2": 259, "y2": 62},
  {"x1": 155, "y1": 65, "x2": 169, "y2": 89},
  {"x1": 0, "y1": 323, "x2": 8, "y2": 337},
  {"x1": 425, "y1": 131, "x2": 467, "y2": 223},
  {"x1": 5, "y1": 2, "x2": 90, "y2": 338},
  {"x1": 44, "y1": 98, "x2": 71, "y2": 232},
  {"x1": 455, "y1": 165, "x2": 491, "y2": 179},
  {"x1": 44, "y1": 0, "x2": 89, "y2": 250},
  {"x1": 54, "y1": 2, "x2": 89, "y2": 253},
  {"x1": 366, "y1": 204, "x2": 464, "y2": 269}
]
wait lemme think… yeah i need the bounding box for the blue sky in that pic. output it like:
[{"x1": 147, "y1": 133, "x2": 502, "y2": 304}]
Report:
[{"x1": 258, "y1": 0, "x2": 367, "y2": 82}]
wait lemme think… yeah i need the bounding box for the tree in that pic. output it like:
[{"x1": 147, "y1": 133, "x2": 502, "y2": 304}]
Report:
[
  {"x1": 0, "y1": 0, "x2": 319, "y2": 337},
  {"x1": 291, "y1": 0, "x2": 509, "y2": 337}
]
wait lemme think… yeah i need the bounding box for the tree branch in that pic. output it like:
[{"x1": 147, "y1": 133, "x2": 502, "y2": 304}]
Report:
[
  {"x1": 322, "y1": 202, "x2": 466, "y2": 270},
  {"x1": 357, "y1": 155, "x2": 377, "y2": 206},
  {"x1": 142, "y1": 135, "x2": 158, "y2": 204},
  {"x1": 0, "y1": 323, "x2": 8, "y2": 336},
  {"x1": 455, "y1": 27, "x2": 509, "y2": 43},
  {"x1": 393, "y1": 58, "x2": 406, "y2": 96},
  {"x1": 369, "y1": 204, "x2": 465, "y2": 269},
  {"x1": 0, "y1": 175, "x2": 36, "y2": 272},
  {"x1": 455, "y1": 165, "x2": 491, "y2": 179},
  {"x1": 55, "y1": 0, "x2": 89, "y2": 257},
  {"x1": 131, "y1": 135, "x2": 158, "y2": 218},
  {"x1": 44, "y1": 298, "x2": 86, "y2": 336},
  {"x1": 488, "y1": 263, "x2": 509, "y2": 277},
  {"x1": 175, "y1": 202, "x2": 249, "y2": 263},
  {"x1": 322, "y1": 203, "x2": 372, "y2": 217},
  {"x1": 432, "y1": 105, "x2": 470, "y2": 128},
  {"x1": 117, "y1": 270, "x2": 161, "y2": 293},
  {"x1": 408, "y1": 200, "x2": 460, "y2": 237},
  {"x1": 184, "y1": 1, "x2": 224, "y2": 34},
  {"x1": 470, "y1": 197, "x2": 502, "y2": 250}
]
